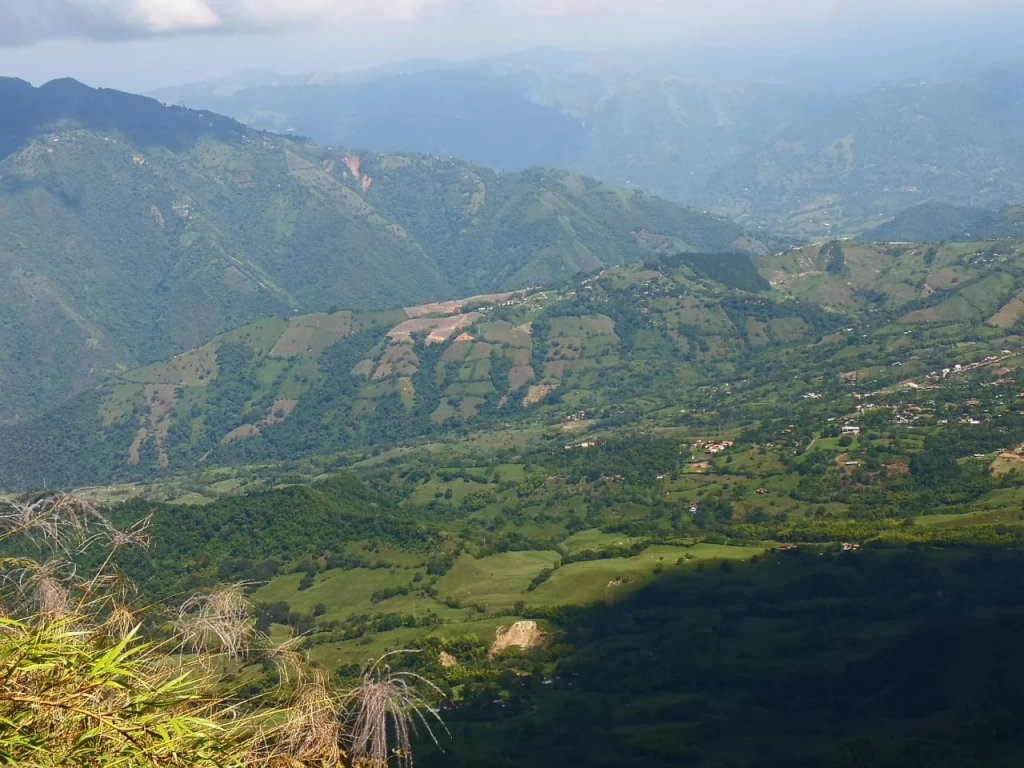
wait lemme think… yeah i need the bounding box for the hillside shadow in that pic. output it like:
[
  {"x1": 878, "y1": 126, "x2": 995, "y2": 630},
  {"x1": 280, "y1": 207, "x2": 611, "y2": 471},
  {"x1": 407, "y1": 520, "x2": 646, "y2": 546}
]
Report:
[{"x1": 426, "y1": 547, "x2": 1024, "y2": 767}]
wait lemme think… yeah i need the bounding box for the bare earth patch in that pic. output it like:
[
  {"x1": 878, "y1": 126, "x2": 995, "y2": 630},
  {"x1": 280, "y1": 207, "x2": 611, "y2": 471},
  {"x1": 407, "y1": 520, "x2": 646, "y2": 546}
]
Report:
[
  {"x1": 266, "y1": 399, "x2": 299, "y2": 424},
  {"x1": 490, "y1": 621, "x2": 545, "y2": 656},
  {"x1": 562, "y1": 420, "x2": 595, "y2": 433},
  {"x1": 993, "y1": 451, "x2": 1024, "y2": 476},
  {"x1": 509, "y1": 365, "x2": 536, "y2": 391},
  {"x1": 127, "y1": 427, "x2": 148, "y2": 466},
  {"x1": 439, "y1": 652, "x2": 459, "y2": 668},
  {"x1": 127, "y1": 384, "x2": 179, "y2": 467},
  {"x1": 221, "y1": 424, "x2": 261, "y2": 445},
  {"x1": 404, "y1": 291, "x2": 527, "y2": 319},
  {"x1": 219, "y1": 399, "x2": 301, "y2": 445},
  {"x1": 387, "y1": 313, "x2": 482, "y2": 344},
  {"x1": 988, "y1": 296, "x2": 1024, "y2": 329},
  {"x1": 372, "y1": 342, "x2": 419, "y2": 380},
  {"x1": 524, "y1": 384, "x2": 555, "y2": 406}
]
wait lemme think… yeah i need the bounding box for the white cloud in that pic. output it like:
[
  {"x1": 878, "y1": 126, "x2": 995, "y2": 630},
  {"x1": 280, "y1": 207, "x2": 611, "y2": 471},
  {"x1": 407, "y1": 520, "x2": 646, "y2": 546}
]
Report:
[
  {"x1": 134, "y1": 0, "x2": 221, "y2": 32},
  {"x1": 0, "y1": 0, "x2": 1007, "y2": 45},
  {"x1": 0, "y1": 0, "x2": 457, "y2": 43}
]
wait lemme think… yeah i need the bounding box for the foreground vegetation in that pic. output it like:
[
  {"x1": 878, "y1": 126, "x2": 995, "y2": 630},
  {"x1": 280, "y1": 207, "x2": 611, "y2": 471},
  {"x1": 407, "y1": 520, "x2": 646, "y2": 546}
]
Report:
[{"x1": 0, "y1": 494, "x2": 444, "y2": 766}]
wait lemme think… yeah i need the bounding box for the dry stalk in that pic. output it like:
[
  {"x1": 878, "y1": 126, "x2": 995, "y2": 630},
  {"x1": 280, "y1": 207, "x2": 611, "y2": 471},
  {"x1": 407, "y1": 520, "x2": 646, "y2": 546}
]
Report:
[
  {"x1": 258, "y1": 631, "x2": 309, "y2": 687},
  {"x1": 2, "y1": 559, "x2": 77, "y2": 618},
  {"x1": 340, "y1": 652, "x2": 448, "y2": 768},
  {"x1": 175, "y1": 584, "x2": 254, "y2": 659},
  {"x1": 272, "y1": 672, "x2": 344, "y2": 767},
  {"x1": 0, "y1": 494, "x2": 118, "y2": 555}
]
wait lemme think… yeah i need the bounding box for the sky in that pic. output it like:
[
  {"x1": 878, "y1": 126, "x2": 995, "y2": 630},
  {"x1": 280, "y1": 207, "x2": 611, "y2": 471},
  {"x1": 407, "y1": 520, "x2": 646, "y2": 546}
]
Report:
[{"x1": 0, "y1": 0, "x2": 1022, "y2": 91}]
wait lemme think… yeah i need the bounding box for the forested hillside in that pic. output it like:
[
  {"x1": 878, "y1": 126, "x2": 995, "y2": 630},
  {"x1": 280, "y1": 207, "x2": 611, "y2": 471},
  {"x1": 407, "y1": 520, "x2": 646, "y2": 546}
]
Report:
[{"x1": 0, "y1": 77, "x2": 757, "y2": 423}]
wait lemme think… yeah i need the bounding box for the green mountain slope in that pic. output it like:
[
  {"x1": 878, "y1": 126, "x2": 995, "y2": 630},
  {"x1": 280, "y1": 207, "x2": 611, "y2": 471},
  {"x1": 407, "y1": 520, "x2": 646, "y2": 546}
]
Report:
[
  {"x1": 0, "y1": 252, "x2": 838, "y2": 488},
  {"x1": 9, "y1": 237, "x2": 1024, "y2": 490},
  {"x1": 758, "y1": 239, "x2": 1024, "y2": 319},
  {"x1": 0, "y1": 77, "x2": 760, "y2": 423}
]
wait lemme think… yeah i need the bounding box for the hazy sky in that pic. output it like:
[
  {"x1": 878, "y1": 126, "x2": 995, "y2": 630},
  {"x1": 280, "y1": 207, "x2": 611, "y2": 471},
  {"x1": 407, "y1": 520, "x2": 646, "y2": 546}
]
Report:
[{"x1": 0, "y1": 0, "x2": 1021, "y2": 91}]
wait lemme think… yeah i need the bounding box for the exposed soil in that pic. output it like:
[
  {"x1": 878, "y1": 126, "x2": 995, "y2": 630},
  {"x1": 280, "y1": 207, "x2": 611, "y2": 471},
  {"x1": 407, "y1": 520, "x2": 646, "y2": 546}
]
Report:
[
  {"x1": 524, "y1": 384, "x2": 555, "y2": 406},
  {"x1": 490, "y1": 621, "x2": 544, "y2": 655},
  {"x1": 562, "y1": 420, "x2": 594, "y2": 433},
  {"x1": 219, "y1": 399, "x2": 301, "y2": 445},
  {"x1": 221, "y1": 424, "x2": 261, "y2": 445},
  {"x1": 509, "y1": 365, "x2": 536, "y2": 391},
  {"x1": 404, "y1": 291, "x2": 525, "y2": 319},
  {"x1": 439, "y1": 652, "x2": 459, "y2": 668},
  {"x1": 388, "y1": 313, "x2": 482, "y2": 344}
]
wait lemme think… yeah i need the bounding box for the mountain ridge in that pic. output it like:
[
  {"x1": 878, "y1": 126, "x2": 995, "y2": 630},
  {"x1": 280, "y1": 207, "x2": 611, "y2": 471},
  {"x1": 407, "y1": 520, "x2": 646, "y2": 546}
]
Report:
[{"x1": 0, "y1": 78, "x2": 763, "y2": 423}]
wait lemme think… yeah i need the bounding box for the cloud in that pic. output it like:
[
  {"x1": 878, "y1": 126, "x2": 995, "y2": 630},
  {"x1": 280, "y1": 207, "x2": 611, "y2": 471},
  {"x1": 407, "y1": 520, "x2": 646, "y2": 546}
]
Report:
[
  {"x1": 0, "y1": 0, "x2": 455, "y2": 44},
  {"x1": 0, "y1": 0, "x2": 1005, "y2": 46}
]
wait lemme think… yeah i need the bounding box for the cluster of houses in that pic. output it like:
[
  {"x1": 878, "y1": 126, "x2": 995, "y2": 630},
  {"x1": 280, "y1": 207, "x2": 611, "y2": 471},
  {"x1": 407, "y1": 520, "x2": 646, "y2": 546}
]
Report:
[
  {"x1": 776, "y1": 542, "x2": 861, "y2": 553},
  {"x1": 926, "y1": 351, "x2": 1015, "y2": 381},
  {"x1": 693, "y1": 439, "x2": 734, "y2": 455},
  {"x1": 894, "y1": 405, "x2": 924, "y2": 426},
  {"x1": 565, "y1": 440, "x2": 599, "y2": 450}
]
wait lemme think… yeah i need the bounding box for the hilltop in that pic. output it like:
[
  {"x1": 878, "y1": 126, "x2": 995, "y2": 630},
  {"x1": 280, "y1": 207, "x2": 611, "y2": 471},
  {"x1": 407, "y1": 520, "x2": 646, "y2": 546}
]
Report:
[{"x1": 0, "y1": 78, "x2": 758, "y2": 423}]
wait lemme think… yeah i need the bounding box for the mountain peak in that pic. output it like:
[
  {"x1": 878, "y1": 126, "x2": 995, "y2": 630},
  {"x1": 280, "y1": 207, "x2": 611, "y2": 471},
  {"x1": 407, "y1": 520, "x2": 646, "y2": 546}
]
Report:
[{"x1": 0, "y1": 77, "x2": 249, "y2": 159}]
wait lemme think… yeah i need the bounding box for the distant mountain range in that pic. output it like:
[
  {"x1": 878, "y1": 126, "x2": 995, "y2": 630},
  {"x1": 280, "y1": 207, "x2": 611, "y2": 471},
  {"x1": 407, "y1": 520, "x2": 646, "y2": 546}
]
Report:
[
  {"x1": 148, "y1": 50, "x2": 1024, "y2": 239},
  {"x1": 0, "y1": 77, "x2": 763, "y2": 424}
]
